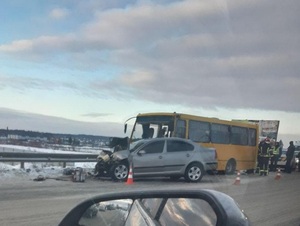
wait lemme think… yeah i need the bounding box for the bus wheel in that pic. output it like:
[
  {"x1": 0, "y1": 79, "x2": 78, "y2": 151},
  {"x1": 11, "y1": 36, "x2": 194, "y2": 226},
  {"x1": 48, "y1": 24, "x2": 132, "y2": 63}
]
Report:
[
  {"x1": 184, "y1": 163, "x2": 204, "y2": 182},
  {"x1": 225, "y1": 159, "x2": 236, "y2": 175}
]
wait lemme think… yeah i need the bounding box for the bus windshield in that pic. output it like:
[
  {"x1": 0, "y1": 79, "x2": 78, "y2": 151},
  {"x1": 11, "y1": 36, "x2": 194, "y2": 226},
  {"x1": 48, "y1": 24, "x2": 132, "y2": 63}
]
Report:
[{"x1": 131, "y1": 115, "x2": 175, "y2": 141}]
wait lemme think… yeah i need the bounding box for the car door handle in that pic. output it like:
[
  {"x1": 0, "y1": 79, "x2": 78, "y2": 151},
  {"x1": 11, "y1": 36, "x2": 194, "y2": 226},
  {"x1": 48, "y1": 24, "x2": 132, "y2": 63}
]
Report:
[
  {"x1": 159, "y1": 156, "x2": 163, "y2": 159},
  {"x1": 186, "y1": 154, "x2": 190, "y2": 157}
]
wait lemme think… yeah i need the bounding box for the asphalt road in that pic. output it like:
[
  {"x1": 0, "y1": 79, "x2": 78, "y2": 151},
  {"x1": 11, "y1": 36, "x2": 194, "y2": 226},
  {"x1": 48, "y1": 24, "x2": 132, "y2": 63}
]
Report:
[{"x1": 0, "y1": 171, "x2": 299, "y2": 226}]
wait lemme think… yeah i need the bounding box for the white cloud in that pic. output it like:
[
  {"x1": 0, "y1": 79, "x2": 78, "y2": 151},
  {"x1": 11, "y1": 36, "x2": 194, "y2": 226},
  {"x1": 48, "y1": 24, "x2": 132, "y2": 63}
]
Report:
[
  {"x1": 0, "y1": 0, "x2": 300, "y2": 114},
  {"x1": 121, "y1": 71, "x2": 155, "y2": 87},
  {"x1": 0, "y1": 75, "x2": 83, "y2": 95},
  {"x1": 0, "y1": 40, "x2": 33, "y2": 52},
  {"x1": 49, "y1": 8, "x2": 69, "y2": 20}
]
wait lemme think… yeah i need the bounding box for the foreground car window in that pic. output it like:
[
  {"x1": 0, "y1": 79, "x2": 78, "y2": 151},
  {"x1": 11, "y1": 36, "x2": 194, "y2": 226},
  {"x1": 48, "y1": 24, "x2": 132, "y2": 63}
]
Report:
[
  {"x1": 167, "y1": 140, "x2": 194, "y2": 152},
  {"x1": 159, "y1": 198, "x2": 217, "y2": 226},
  {"x1": 140, "y1": 198, "x2": 163, "y2": 219},
  {"x1": 142, "y1": 140, "x2": 164, "y2": 154},
  {"x1": 140, "y1": 197, "x2": 217, "y2": 226},
  {"x1": 129, "y1": 140, "x2": 146, "y2": 152},
  {"x1": 79, "y1": 199, "x2": 133, "y2": 226}
]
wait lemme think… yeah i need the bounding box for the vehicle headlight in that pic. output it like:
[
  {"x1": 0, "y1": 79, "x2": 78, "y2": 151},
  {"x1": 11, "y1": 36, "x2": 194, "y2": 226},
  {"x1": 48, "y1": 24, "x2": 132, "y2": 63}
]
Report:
[
  {"x1": 112, "y1": 154, "x2": 122, "y2": 161},
  {"x1": 296, "y1": 158, "x2": 299, "y2": 164}
]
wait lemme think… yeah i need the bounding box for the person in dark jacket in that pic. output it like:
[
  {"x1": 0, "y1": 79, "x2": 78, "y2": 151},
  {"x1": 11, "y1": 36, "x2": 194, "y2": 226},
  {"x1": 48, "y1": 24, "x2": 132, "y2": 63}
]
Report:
[
  {"x1": 258, "y1": 138, "x2": 272, "y2": 176},
  {"x1": 285, "y1": 141, "x2": 295, "y2": 173}
]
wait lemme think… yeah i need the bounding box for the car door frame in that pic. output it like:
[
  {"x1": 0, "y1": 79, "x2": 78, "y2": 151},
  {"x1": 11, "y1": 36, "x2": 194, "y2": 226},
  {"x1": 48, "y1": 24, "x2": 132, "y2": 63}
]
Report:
[
  {"x1": 163, "y1": 139, "x2": 195, "y2": 175},
  {"x1": 131, "y1": 139, "x2": 166, "y2": 176}
]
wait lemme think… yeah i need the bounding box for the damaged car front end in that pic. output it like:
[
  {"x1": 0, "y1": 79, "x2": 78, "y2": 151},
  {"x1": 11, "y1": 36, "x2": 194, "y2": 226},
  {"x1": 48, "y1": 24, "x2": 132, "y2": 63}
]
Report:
[
  {"x1": 93, "y1": 138, "x2": 145, "y2": 181},
  {"x1": 108, "y1": 140, "x2": 147, "y2": 181}
]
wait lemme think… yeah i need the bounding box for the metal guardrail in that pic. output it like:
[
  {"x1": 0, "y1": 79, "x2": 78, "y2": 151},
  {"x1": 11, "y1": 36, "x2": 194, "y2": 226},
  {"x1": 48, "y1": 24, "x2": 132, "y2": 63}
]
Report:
[{"x1": 0, "y1": 151, "x2": 99, "y2": 168}]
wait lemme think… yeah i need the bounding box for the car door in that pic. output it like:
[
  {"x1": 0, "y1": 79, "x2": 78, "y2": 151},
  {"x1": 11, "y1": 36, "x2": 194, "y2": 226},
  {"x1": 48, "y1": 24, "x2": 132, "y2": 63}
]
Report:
[
  {"x1": 132, "y1": 140, "x2": 165, "y2": 176},
  {"x1": 164, "y1": 140, "x2": 195, "y2": 174}
]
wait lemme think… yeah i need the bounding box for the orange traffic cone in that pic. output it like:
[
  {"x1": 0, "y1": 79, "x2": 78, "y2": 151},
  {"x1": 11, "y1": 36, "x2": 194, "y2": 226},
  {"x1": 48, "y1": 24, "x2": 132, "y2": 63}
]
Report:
[
  {"x1": 126, "y1": 164, "x2": 134, "y2": 185},
  {"x1": 274, "y1": 168, "x2": 281, "y2": 180},
  {"x1": 233, "y1": 170, "x2": 241, "y2": 185}
]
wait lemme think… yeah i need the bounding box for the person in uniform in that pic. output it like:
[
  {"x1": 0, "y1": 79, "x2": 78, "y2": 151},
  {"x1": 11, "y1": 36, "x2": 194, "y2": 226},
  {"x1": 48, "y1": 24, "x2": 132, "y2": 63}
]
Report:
[
  {"x1": 256, "y1": 139, "x2": 264, "y2": 174},
  {"x1": 270, "y1": 142, "x2": 280, "y2": 172},
  {"x1": 259, "y1": 138, "x2": 271, "y2": 176}
]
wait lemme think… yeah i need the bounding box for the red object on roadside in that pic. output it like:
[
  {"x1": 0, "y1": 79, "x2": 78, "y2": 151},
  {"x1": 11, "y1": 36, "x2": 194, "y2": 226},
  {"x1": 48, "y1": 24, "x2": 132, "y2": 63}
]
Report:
[
  {"x1": 126, "y1": 164, "x2": 134, "y2": 185},
  {"x1": 274, "y1": 168, "x2": 281, "y2": 180},
  {"x1": 233, "y1": 170, "x2": 241, "y2": 185}
]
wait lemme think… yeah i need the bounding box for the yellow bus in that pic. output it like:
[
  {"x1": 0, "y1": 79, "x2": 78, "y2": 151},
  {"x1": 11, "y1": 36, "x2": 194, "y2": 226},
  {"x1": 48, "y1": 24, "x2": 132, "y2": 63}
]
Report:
[{"x1": 125, "y1": 112, "x2": 259, "y2": 174}]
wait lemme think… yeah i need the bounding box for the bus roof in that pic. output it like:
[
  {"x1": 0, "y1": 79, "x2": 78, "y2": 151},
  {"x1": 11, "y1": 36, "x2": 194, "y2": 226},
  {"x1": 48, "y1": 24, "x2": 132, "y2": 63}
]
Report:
[{"x1": 137, "y1": 112, "x2": 258, "y2": 129}]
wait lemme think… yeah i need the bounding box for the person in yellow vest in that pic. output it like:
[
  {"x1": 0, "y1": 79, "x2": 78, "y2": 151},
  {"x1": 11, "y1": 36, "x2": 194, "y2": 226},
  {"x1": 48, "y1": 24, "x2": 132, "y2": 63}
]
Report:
[{"x1": 270, "y1": 142, "x2": 280, "y2": 172}]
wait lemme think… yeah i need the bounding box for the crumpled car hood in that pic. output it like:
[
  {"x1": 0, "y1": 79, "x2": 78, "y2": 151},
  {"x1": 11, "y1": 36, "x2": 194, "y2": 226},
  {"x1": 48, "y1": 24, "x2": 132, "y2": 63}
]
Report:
[{"x1": 112, "y1": 149, "x2": 130, "y2": 160}]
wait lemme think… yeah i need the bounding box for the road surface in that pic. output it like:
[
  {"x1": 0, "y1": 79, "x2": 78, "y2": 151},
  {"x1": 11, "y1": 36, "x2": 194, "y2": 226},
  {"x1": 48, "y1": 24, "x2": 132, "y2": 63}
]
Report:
[{"x1": 0, "y1": 171, "x2": 299, "y2": 226}]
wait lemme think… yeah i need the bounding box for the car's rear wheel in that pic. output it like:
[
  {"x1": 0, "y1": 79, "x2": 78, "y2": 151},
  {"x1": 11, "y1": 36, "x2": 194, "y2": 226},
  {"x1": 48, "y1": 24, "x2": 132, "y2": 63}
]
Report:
[
  {"x1": 184, "y1": 163, "x2": 204, "y2": 182},
  {"x1": 111, "y1": 162, "x2": 129, "y2": 181}
]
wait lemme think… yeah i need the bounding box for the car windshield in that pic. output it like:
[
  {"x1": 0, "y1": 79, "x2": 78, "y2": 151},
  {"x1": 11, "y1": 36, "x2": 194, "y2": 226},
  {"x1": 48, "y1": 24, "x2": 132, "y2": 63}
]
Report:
[{"x1": 0, "y1": 1, "x2": 299, "y2": 226}]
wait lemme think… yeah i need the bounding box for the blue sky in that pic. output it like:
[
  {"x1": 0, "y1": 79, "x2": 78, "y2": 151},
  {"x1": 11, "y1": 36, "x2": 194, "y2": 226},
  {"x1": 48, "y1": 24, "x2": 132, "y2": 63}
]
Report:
[{"x1": 0, "y1": 0, "x2": 300, "y2": 146}]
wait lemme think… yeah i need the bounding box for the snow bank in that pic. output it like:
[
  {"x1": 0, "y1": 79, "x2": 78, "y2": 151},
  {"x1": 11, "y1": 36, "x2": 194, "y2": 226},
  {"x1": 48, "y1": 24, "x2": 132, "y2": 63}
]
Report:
[{"x1": 0, "y1": 145, "x2": 99, "y2": 181}]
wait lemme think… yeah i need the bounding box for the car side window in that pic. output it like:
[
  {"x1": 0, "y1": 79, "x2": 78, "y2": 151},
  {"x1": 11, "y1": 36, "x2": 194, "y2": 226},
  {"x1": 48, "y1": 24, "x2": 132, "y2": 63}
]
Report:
[
  {"x1": 167, "y1": 140, "x2": 194, "y2": 152},
  {"x1": 142, "y1": 140, "x2": 165, "y2": 154}
]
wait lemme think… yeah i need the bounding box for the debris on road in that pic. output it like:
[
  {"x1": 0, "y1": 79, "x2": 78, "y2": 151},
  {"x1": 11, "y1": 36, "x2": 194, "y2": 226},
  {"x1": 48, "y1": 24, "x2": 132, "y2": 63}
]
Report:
[{"x1": 33, "y1": 175, "x2": 46, "y2": 181}]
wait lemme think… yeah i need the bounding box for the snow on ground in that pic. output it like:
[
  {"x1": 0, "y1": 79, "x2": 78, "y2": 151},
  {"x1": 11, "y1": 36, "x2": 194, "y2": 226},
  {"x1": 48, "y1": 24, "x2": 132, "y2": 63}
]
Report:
[
  {"x1": 0, "y1": 144, "x2": 102, "y2": 181},
  {"x1": 0, "y1": 162, "x2": 96, "y2": 181}
]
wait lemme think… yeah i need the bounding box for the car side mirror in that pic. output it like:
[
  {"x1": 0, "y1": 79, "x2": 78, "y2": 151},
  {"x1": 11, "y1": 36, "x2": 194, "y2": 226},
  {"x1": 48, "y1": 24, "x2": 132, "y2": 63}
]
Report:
[{"x1": 59, "y1": 189, "x2": 250, "y2": 226}]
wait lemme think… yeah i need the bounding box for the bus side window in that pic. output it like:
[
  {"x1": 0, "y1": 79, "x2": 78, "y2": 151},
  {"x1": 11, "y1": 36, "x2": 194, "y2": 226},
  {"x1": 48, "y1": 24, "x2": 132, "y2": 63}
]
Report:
[
  {"x1": 231, "y1": 126, "x2": 248, "y2": 145},
  {"x1": 248, "y1": 128, "x2": 257, "y2": 146},
  {"x1": 188, "y1": 120, "x2": 210, "y2": 143},
  {"x1": 211, "y1": 123, "x2": 230, "y2": 144},
  {"x1": 175, "y1": 119, "x2": 186, "y2": 138}
]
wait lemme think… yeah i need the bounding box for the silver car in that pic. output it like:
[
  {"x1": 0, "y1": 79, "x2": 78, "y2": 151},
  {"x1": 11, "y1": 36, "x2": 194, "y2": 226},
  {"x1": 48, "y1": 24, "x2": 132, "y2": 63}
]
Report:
[{"x1": 110, "y1": 137, "x2": 218, "y2": 182}]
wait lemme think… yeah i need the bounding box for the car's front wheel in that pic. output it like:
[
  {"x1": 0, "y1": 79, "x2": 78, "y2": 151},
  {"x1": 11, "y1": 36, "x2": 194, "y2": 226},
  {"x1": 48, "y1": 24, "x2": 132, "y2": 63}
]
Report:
[
  {"x1": 184, "y1": 163, "x2": 204, "y2": 182},
  {"x1": 111, "y1": 162, "x2": 129, "y2": 181}
]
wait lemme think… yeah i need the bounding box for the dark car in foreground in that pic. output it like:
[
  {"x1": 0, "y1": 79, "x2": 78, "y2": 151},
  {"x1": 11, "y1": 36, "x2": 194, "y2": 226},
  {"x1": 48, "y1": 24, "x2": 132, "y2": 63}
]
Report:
[
  {"x1": 59, "y1": 189, "x2": 250, "y2": 226},
  {"x1": 109, "y1": 137, "x2": 218, "y2": 182}
]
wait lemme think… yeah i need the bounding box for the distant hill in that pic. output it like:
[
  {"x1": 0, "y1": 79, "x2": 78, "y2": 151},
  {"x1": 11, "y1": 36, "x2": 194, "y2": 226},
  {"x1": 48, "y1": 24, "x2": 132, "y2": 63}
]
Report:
[{"x1": 0, "y1": 128, "x2": 110, "y2": 141}]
